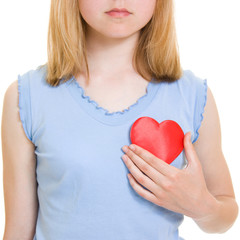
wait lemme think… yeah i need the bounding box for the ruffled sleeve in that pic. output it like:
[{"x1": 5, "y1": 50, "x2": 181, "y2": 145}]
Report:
[
  {"x1": 192, "y1": 78, "x2": 208, "y2": 143},
  {"x1": 17, "y1": 73, "x2": 33, "y2": 142}
]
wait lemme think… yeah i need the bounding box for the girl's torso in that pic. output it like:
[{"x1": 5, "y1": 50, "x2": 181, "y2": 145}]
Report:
[{"x1": 18, "y1": 64, "x2": 207, "y2": 240}]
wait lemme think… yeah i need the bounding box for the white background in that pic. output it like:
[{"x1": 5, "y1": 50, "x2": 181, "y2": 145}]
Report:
[{"x1": 0, "y1": 0, "x2": 239, "y2": 239}]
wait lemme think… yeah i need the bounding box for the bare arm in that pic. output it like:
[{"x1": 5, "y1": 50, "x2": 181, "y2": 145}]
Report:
[
  {"x1": 1, "y1": 80, "x2": 38, "y2": 239},
  {"x1": 192, "y1": 86, "x2": 239, "y2": 233},
  {"x1": 120, "y1": 83, "x2": 238, "y2": 234}
]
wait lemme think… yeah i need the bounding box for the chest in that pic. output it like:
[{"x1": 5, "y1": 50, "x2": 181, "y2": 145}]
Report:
[{"x1": 76, "y1": 77, "x2": 150, "y2": 113}]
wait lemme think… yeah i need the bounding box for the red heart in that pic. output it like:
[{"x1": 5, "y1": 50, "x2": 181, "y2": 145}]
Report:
[{"x1": 130, "y1": 117, "x2": 184, "y2": 164}]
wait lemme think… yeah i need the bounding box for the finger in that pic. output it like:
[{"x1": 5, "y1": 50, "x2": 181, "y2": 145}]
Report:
[
  {"x1": 122, "y1": 148, "x2": 166, "y2": 186},
  {"x1": 122, "y1": 154, "x2": 160, "y2": 195},
  {"x1": 184, "y1": 132, "x2": 201, "y2": 169},
  {"x1": 126, "y1": 144, "x2": 177, "y2": 176},
  {"x1": 127, "y1": 173, "x2": 161, "y2": 207}
]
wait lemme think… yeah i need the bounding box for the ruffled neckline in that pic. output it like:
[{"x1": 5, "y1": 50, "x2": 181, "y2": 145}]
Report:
[
  {"x1": 71, "y1": 75, "x2": 155, "y2": 116},
  {"x1": 65, "y1": 75, "x2": 161, "y2": 125}
]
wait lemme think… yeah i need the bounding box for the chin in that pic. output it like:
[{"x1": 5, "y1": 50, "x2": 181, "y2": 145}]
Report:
[
  {"x1": 100, "y1": 28, "x2": 140, "y2": 39},
  {"x1": 87, "y1": 23, "x2": 140, "y2": 40},
  {"x1": 104, "y1": 33, "x2": 135, "y2": 39}
]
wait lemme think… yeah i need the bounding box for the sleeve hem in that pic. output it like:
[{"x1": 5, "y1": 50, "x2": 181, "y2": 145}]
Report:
[
  {"x1": 18, "y1": 74, "x2": 33, "y2": 142},
  {"x1": 192, "y1": 78, "x2": 208, "y2": 144}
]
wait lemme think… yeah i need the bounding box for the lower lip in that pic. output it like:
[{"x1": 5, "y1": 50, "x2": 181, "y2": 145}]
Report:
[{"x1": 106, "y1": 11, "x2": 131, "y2": 17}]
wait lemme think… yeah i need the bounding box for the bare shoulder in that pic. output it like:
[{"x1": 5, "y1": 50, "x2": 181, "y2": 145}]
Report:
[
  {"x1": 2, "y1": 79, "x2": 33, "y2": 146},
  {"x1": 193, "y1": 86, "x2": 221, "y2": 156},
  {"x1": 193, "y1": 86, "x2": 235, "y2": 198},
  {"x1": 1, "y1": 80, "x2": 38, "y2": 239},
  {"x1": 3, "y1": 79, "x2": 18, "y2": 101}
]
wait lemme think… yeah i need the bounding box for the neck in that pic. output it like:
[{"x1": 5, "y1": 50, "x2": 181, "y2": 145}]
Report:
[{"x1": 83, "y1": 27, "x2": 140, "y2": 76}]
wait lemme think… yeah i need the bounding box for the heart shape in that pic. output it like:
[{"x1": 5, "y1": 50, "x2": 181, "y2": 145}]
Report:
[{"x1": 130, "y1": 117, "x2": 184, "y2": 164}]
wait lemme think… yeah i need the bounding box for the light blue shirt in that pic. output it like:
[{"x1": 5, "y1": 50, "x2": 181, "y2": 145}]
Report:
[{"x1": 18, "y1": 64, "x2": 207, "y2": 240}]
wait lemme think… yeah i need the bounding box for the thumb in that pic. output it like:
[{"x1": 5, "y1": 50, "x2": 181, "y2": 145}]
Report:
[{"x1": 183, "y1": 132, "x2": 200, "y2": 169}]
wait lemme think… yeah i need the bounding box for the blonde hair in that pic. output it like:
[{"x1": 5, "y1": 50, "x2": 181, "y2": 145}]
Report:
[{"x1": 42, "y1": 0, "x2": 183, "y2": 87}]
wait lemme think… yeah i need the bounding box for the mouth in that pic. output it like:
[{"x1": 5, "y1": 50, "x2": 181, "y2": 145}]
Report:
[
  {"x1": 105, "y1": 8, "x2": 132, "y2": 14},
  {"x1": 105, "y1": 8, "x2": 132, "y2": 17}
]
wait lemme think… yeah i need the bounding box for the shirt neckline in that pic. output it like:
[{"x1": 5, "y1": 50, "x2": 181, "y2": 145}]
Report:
[{"x1": 65, "y1": 75, "x2": 161, "y2": 125}]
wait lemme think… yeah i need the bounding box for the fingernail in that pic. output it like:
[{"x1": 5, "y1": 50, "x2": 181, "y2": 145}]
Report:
[
  {"x1": 129, "y1": 144, "x2": 135, "y2": 151},
  {"x1": 122, "y1": 146, "x2": 128, "y2": 153}
]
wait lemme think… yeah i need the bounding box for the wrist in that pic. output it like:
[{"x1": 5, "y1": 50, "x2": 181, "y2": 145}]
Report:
[{"x1": 193, "y1": 190, "x2": 221, "y2": 223}]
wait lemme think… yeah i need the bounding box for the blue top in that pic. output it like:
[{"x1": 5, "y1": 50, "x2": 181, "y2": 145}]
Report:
[{"x1": 18, "y1": 64, "x2": 207, "y2": 240}]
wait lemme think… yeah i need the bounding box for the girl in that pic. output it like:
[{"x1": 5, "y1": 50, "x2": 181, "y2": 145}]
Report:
[{"x1": 2, "y1": 0, "x2": 238, "y2": 239}]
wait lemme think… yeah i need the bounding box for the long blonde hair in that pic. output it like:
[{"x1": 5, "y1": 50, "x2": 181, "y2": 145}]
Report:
[{"x1": 42, "y1": 0, "x2": 183, "y2": 87}]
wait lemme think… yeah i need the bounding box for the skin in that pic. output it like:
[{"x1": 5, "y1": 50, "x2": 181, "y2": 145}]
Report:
[
  {"x1": 122, "y1": 87, "x2": 239, "y2": 233},
  {"x1": 2, "y1": 1, "x2": 157, "y2": 238},
  {"x1": 77, "y1": 0, "x2": 156, "y2": 85},
  {"x1": 79, "y1": 0, "x2": 238, "y2": 233},
  {"x1": 2, "y1": 81, "x2": 38, "y2": 239},
  {"x1": 2, "y1": 1, "x2": 237, "y2": 238}
]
